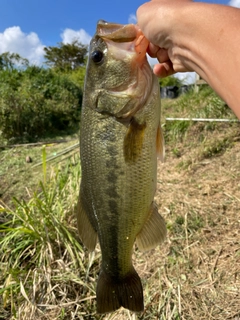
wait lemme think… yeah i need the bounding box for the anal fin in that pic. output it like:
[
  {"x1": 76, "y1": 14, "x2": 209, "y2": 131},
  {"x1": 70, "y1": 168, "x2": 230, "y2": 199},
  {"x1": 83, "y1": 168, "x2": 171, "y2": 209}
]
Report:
[
  {"x1": 136, "y1": 202, "x2": 167, "y2": 251},
  {"x1": 76, "y1": 192, "x2": 97, "y2": 251}
]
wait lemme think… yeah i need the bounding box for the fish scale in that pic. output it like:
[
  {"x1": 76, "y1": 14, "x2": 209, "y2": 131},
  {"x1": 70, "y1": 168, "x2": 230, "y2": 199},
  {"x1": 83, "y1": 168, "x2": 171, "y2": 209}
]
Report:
[{"x1": 77, "y1": 20, "x2": 167, "y2": 314}]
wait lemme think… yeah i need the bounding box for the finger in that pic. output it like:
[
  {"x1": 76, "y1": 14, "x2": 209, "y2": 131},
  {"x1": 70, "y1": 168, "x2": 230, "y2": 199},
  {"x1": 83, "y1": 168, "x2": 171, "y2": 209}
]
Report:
[
  {"x1": 156, "y1": 47, "x2": 169, "y2": 63},
  {"x1": 147, "y1": 43, "x2": 159, "y2": 58},
  {"x1": 153, "y1": 61, "x2": 176, "y2": 78},
  {"x1": 147, "y1": 44, "x2": 169, "y2": 63}
]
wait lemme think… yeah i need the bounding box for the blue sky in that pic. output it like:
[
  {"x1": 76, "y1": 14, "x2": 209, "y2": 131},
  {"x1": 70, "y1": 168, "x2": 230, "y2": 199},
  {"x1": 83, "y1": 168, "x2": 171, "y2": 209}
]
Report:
[{"x1": 0, "y1": 0, "x2": 238, "y2": 68}]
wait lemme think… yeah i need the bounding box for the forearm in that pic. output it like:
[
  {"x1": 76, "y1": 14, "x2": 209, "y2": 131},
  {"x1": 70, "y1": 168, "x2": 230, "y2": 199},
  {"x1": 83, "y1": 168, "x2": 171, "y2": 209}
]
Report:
[
  {"x1": 137, "y1": 2, "x2": 240, "y2": 118},
  {"x1": 177, "y1": 3, "x2": 240, "y2": 118}
]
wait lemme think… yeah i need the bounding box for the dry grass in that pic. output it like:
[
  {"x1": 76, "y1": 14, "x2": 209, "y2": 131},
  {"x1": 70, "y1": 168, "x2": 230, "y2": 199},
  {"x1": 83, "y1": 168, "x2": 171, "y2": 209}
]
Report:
[
  {"x1": 152, "y1": 124, "x2": 240, "y2": 320},
  {"x1": 0, "y1": 87, "x2": 240, "y2": 319},
  {"x1": 97, "y1": 120, "x2": 240, "y2": 320}
]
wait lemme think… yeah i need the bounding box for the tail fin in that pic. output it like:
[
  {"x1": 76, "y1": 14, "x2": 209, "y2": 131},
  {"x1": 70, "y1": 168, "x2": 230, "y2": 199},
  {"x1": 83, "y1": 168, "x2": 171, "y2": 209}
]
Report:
[{"x1": 96, "y1": 267, "x2": 144, "y2": 314}]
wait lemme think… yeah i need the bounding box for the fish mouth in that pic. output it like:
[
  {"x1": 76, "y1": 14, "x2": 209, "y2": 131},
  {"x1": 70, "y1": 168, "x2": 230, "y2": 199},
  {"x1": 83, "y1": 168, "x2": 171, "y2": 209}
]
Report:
[
  {"x1": 96, "y1": 20, "x2": 149, "y2": 63},
  {"x1": 97, "y1": 20, "x2": 137, "y2": 42}
]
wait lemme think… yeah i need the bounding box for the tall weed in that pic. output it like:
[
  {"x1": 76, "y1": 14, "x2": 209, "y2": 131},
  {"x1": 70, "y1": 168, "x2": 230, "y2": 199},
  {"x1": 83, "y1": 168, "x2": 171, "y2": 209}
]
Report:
[{"x1": 0, "y1": 157, "x2": 90, "y2": 318}]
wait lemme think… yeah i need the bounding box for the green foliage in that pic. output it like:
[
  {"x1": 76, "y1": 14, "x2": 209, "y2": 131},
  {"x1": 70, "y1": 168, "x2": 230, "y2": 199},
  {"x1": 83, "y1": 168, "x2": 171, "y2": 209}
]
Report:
[
  {"x1": 164, "y1": 120, "x2": 192, "y2": 142},
  {"x1": 44, "y1": 40, "x2": 88, "y2": 71},
  {"x1": 159, "y1": 75, "x2": 183, "y2": 87},
  {"x1": 42, "y1": 145, "x2": 47, "y2": 184},
  {"x1": 0, "y1": 66, "x2": 82, "y2": 143},
  {"x1": 0, "y1": 52, "x2": 29, "y2": 71},
  {"x1": 200, "y1": 137, "x2": 232, "y2": 159},
  {"x1": 162, "y1": 86, "x2": 236, "y2": 142},
  {"x1": 68, "y1": 66, "x2": 86, "y2": 88},
  {"x1": 173, "y1": 86, "x2": 229, "y2": 119},
  {"x1": 0, "y1": 159, "x2": 86, "y2": 315}
]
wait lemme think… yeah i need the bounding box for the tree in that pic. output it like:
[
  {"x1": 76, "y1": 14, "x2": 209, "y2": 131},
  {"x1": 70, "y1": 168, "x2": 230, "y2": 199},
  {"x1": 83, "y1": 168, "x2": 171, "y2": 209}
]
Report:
[
  {"x1": 0, "y1": 52, "x2": 29, "y2": 71},
  {"x1": 43, "y1": 40, "x2": 88, "y2": 71}
]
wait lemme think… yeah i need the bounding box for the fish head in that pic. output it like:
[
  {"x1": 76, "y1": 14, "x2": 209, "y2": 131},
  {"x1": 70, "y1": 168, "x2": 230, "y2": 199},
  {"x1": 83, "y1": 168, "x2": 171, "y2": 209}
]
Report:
[{"x1": 84, "y1": 20, "x2": 153, "y2": 120}]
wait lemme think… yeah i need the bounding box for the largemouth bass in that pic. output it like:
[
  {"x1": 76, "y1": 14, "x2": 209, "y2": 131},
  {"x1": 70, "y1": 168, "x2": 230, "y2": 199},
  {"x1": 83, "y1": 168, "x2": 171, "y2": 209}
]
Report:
[{"x1": 77, "y1": 20, "x2": 166, "y2": 314}]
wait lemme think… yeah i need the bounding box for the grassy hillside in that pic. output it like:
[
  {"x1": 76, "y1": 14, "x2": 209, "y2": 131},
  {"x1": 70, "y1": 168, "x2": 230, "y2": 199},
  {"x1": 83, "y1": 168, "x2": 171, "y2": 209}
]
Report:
[{"x1": 0, "y1": 87, "x2": 239, "y2": 320}]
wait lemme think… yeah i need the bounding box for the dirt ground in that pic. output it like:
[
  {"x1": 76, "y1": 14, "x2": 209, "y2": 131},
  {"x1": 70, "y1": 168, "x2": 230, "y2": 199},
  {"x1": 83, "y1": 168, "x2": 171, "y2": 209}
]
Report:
[{"x1": 155, "y1": 139, "x2": 239, "y2": 319}]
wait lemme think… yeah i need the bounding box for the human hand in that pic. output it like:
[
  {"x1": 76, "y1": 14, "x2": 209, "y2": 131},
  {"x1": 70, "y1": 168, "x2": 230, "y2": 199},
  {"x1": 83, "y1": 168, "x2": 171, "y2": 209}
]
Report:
[{"x1": 137, "y1": 0, "x2": 194, "y2": 77}]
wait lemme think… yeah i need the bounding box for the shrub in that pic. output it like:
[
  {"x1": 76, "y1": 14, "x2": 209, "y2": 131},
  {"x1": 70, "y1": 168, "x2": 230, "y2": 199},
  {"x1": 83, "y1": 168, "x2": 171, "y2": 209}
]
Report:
[{"x1": 0, "y1": 67, "x2": 83, "y2": 143}]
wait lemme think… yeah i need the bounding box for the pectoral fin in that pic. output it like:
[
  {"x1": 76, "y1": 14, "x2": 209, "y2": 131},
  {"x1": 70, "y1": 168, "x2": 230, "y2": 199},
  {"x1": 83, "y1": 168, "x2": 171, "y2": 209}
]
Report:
[
  {"x1": 124, "y1": 117, "x2": 146, "y2": 163},
  {"x1": 157, "y1": 123, "x2": 165, "y2": 162},
  {"x1": 136, "y1": 202, "x2": 167, "y2": 251},
  {"x1": 76, "y1": 192, "x2": 97, "y2": 251}
]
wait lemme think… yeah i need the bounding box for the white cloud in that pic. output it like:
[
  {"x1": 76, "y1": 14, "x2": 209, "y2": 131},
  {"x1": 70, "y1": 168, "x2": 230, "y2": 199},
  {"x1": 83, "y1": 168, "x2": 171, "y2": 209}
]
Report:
[
  {"x1": 128, "y1": 14, "x2": 137, "y2": 24},
  {"x1": 0, "y1": 26, "x2": 92, "y2": 65},
  {"x1": 0, "y1": 26, "x2": 45, "y2": 65},
  {"x1": 61, "y1": 28, "x2": 92, "y2": 45},
  {"x1": 228, "y1": 0, "x2": 240, "y2": 7},
  {"x1": 175, "y1": 72, "x2": 196, "y2": 85}
]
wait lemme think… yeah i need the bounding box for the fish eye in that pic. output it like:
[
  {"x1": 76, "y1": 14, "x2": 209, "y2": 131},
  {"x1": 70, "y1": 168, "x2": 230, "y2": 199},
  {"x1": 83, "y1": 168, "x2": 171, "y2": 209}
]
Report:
[{"x1": 91, "y1": 50, "x2": 104, "y2": 64}]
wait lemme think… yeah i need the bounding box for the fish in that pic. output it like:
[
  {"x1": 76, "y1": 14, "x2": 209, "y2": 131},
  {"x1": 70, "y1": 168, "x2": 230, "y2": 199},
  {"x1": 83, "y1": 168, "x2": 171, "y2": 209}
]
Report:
[{"x1": 77, "y1": 20, "x2": 167, "y2": 314}]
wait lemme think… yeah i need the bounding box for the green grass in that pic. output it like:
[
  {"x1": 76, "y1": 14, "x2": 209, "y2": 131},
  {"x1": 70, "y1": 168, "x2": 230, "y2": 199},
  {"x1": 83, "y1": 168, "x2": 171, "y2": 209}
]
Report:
[
  {"x1": 0, "y1": 155, "x2": 93, "y2": 319},
  {"x1": 0, "y1": 85, "x2": 239, "y2": 319},
  {"x1": 162, "y1": 86, "x2": 237, "y2": 143},
  {"x1": 0, "y1": 135, "x2": 79, "y2": 204}
]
